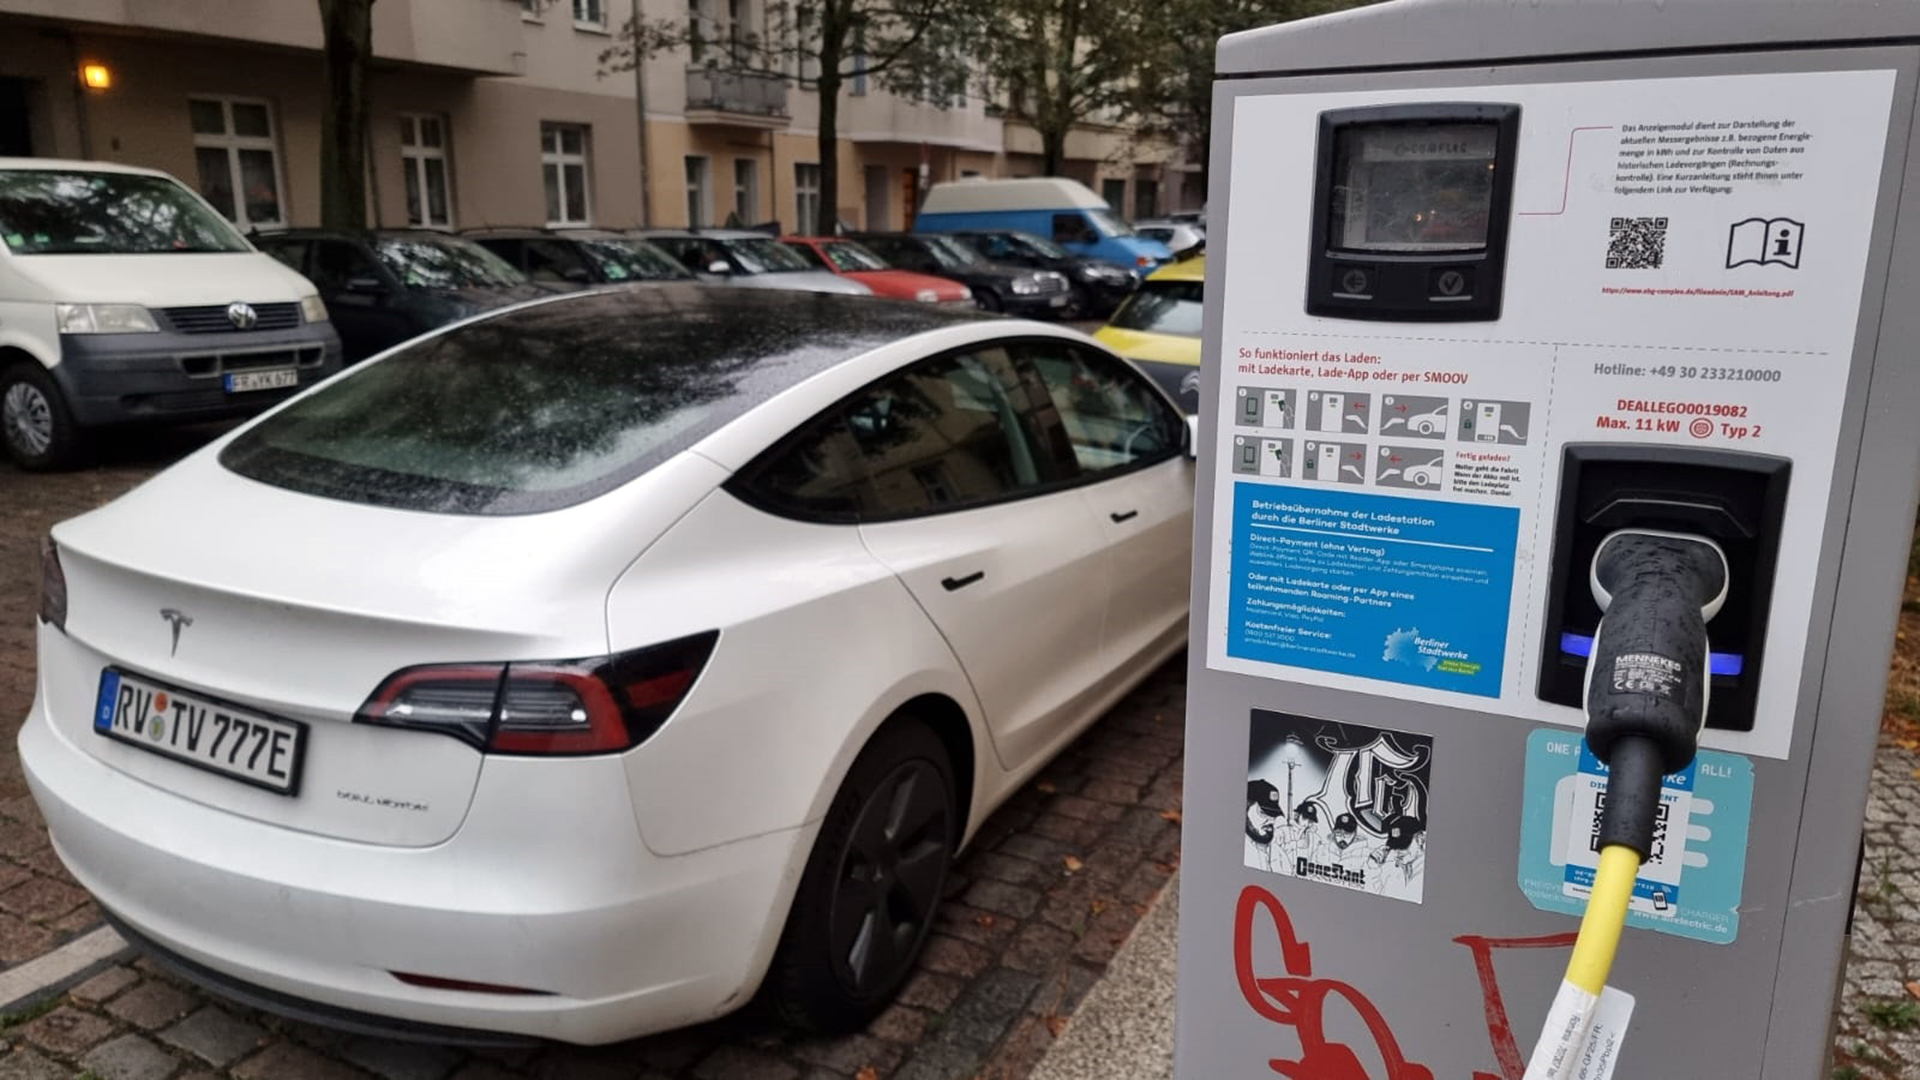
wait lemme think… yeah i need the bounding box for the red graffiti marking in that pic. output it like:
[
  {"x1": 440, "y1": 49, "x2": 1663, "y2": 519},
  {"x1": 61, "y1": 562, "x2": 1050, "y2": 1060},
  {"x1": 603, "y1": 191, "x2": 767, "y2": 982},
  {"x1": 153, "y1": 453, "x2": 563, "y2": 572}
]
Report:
[
  {"x1": 1232, "y1": 885, "x2": 1436, "y2": 1079},
  {"x1": 1453, "y1": 932, "x2": 1580, "y2": 1080}
]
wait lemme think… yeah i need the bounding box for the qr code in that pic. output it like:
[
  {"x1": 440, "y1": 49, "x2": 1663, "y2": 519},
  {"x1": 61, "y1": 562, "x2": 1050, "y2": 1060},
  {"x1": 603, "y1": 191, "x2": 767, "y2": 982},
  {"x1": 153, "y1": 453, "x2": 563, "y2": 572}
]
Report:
[
  {"x1": 1588, "y1": 793, "x2": 1671, "y2": 858},
  {"x1": 1606, "y1": 216, "x2": 1669, "y2": 269}
]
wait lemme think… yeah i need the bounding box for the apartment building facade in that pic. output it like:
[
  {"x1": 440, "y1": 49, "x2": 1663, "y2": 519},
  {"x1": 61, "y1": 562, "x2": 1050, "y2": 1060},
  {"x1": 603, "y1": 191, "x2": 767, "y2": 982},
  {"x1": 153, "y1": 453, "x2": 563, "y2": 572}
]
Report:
[{"x1": 0, "y1": 0, "x2": 1194, "y2": 236}]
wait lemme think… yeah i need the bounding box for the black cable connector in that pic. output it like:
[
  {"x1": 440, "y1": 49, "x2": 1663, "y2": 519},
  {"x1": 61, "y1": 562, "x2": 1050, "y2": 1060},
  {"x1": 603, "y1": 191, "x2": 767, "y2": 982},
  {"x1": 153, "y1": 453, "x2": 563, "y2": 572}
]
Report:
[{"x1": 1583, "y1": 530, "x2": 1728, "y2": 861}]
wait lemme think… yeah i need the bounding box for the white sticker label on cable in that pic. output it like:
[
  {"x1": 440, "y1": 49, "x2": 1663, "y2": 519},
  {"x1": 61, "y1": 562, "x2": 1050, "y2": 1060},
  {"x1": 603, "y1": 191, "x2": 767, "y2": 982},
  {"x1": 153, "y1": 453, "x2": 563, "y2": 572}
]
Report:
[{"x1": 1525, "y1": 980, "x2": 1636, "y2": 1080}]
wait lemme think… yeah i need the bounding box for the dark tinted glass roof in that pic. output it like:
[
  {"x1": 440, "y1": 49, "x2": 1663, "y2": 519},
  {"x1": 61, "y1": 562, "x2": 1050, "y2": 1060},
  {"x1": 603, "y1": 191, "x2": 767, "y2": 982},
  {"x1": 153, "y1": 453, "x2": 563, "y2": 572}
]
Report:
[{"x1": 220, "y1": 286, "x2": 989, "y2": 515}]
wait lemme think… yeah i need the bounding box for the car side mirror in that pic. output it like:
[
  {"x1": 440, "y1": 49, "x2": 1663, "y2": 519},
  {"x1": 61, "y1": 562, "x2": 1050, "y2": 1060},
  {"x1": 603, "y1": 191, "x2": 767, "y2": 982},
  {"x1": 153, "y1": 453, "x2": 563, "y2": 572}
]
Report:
[
  {"x1": 1184, "y1": 414, "x2": 1200, "y2": 460},
  {"x1": 706, "y1": 260, "x2": 731, "y2": 275}
]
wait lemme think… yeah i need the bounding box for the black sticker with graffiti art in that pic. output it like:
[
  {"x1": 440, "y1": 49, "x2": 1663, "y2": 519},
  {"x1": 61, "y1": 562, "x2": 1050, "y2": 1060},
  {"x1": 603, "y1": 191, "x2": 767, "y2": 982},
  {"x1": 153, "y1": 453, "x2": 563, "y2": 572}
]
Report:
[{"x1": 1244, "y1": 710, "x2": 1433, "y2": 904}]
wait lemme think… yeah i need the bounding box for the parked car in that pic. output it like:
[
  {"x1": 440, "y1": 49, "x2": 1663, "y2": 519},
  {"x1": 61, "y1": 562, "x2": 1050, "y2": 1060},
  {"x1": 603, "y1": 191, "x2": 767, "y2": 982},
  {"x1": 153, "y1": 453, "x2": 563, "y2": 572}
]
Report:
[
  {"x1": 848, "y1": 232, "x2": 1073, "y2": 316},
  {"x1": 465, "y1": 228, "x2": 693, "y2": 288},
  {"x1": 0, "y1": 159, "x2": 341, "y2": 470},
  {"x1": 22, "y1": 284, "x2": 1194, "y2": 1046},
  {"x1": 914, "y1": 177, "x2": 1172, "y2": 271},
  {"x1": 639, "y1": 228, "x2": 873, "y2": 296},
  {"x1": 254, "y1": 229, "x2": 555, "y2": 364},
  {"x1": 1132, "y1": 219, "x2": 1205, "y2": 259},
  {"x1": 781, "y1": 235, "x2": 972, "y2": 306},
  {"x1": 944, "y1": 230, "x2": 1138, "y2": 317},
  {"x1": 1094, "y1": 255, "x2": 1205, "y2": 413}
]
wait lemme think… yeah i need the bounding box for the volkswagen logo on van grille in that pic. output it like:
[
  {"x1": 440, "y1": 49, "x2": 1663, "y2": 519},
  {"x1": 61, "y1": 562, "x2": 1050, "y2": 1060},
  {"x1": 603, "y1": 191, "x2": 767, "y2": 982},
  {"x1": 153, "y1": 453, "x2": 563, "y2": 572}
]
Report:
[{"x1": 226, "y1": 302, "x2": 258, "y2": 330}]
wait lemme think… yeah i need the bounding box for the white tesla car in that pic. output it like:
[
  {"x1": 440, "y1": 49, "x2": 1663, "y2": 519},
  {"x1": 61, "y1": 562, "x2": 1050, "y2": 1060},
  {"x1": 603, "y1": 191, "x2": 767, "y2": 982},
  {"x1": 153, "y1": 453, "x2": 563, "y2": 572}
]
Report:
[{"x1": 20, "y1": 285, "x2": 1194, "y2": 1045}]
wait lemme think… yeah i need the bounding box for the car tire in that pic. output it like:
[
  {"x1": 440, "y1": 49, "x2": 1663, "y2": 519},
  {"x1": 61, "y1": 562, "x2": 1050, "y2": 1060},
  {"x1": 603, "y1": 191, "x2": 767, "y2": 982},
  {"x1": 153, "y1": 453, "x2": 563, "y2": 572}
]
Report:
[
  {"x1": 1, "y1": 362, "x2": 82, "y2": 471},
  {"x1": 975, "y1": 291, "x2": 1003, "y2": 314},
  {"x1": 766, "y1": 719, "x2": 957, "y2": 1033}
]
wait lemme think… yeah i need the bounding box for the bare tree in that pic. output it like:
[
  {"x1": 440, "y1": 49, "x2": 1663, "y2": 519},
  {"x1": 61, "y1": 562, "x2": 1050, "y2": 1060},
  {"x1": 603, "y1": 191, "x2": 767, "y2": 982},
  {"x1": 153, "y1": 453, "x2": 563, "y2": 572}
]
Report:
[
  {"x1": 604, "y1": 0, "x2": 970, "y2": 232},
  {"x1": 317, "y1": 0, "x2": 376, "y2": 230}
]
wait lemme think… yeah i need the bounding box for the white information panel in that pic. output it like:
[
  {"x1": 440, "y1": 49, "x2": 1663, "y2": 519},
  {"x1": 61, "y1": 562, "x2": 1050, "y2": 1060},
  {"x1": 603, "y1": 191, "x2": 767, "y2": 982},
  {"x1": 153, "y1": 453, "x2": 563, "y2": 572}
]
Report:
[{"x1": 1207, "y1": 69, "x2": 1896, "y2": 759}]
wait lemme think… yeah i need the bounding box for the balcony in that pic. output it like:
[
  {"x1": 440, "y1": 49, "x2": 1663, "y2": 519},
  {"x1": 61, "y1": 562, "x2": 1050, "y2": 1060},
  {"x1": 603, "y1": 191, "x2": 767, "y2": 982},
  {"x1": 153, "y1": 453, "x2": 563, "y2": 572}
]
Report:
[{"x1": 685, "y1": 65, "x2": 790, "y2": 129}]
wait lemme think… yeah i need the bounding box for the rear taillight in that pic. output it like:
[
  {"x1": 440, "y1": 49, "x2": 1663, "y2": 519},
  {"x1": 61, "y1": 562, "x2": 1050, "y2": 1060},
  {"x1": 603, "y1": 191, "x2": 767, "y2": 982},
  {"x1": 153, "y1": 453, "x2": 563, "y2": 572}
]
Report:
[
  {"x1": 38, "y1": 535, "x2": 66, "y2": 631},
  {"x1": 354, "y1": 632, "x2": 717, "y2": 756}
]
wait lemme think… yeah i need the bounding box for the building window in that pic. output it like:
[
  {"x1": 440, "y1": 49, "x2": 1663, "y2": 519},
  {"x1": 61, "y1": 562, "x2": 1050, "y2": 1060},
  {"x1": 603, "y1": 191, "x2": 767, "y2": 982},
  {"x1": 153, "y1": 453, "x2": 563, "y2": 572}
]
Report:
[
  {"x1": 400, "y1": 114, "x2": 453, "y2": 228},
  {"x1": 572, "y1": 0, "x2": 605, "y2": 28},
  {"x1": 1133, "y1": 178, "x2": 1159, "y2": 220},
  {"x1": 733, "y1": 158, "x2": 758, "y2": 224},
  {"x1": 794, "y1": 162, "x2": 820, "y2": 235},
  {"x1": 1101, "y1": 178, "x2": 1127, "y2": 214},
  {"x1": 727, "y1": 0, "x2": 751, "y2": 65},
  {"x1": 188, "y1": 96, "x2": 285, "y2": 230},
  {"x1": 689, "y1": 0, "x2": 710, "y2": 61},
  {"x1": 851, "y1": 27, "x2": 867, "y2": 95},
  {"x1": 520, "y1": 0, "x2": 541, "y2": 20},
  {"x1": 541, "y1": 123, "x2": 592, "y2": 225},
  {"x1": 685, "y1": 155, "x2": 710, "y2": 227}
]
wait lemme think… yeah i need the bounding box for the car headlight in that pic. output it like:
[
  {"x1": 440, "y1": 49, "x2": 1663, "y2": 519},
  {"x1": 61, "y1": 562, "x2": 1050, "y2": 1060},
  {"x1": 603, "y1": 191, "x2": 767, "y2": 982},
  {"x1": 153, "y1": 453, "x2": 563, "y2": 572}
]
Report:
[
  {"x1": 55, "y1": 303, "x2": 158, "y2": 334},
  {"x1": 1081, "y1": 265, "x2": 1125, "y2": 283},
  {"x1": 915, "y1": 288, "x2": 940, "y2": 303},
  {"x1": 1010, "y1": 275, "x2": 1043, "y2": 296},
  {"x1": 299, "y1": 294, "x2": 329, "y2": 323}
]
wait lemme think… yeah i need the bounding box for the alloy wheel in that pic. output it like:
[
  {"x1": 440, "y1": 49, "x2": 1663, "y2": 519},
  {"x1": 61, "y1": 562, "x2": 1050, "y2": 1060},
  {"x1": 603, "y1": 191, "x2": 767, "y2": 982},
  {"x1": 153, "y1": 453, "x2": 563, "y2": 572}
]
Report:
[
  {"x1": 827, "y1": 759, "x2": 952, "y2": 995},
  {"x1": 3, "y1": 381, "x2": 53, "y2": 457}
]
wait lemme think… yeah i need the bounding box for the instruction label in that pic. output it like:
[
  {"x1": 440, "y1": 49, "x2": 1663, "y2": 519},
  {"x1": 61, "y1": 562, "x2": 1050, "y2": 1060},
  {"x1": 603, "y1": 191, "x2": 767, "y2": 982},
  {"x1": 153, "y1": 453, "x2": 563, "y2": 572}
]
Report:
[
  {"x1": 1517, "y1": 729, "x2": 1754, "y2": 945},
  {"x1": 1205, "y1": 67, "x2": 1899, "y2": 760},
  {"x1": 1228, "y1": 484, "x2": 1517, "y2": 696}
]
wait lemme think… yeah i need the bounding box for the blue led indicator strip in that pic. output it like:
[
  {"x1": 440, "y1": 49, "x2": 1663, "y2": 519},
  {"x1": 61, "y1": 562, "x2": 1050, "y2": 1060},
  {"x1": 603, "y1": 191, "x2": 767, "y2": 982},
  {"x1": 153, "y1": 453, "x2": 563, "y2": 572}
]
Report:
[{"x1": 1559, "y1": 632, "x2": 1745, "y2": 676}]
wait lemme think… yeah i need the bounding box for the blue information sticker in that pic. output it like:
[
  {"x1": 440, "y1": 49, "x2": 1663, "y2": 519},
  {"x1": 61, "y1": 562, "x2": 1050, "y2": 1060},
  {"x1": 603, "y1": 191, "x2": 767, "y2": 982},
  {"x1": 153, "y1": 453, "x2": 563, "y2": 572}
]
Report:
[
  {"x1": 1518, "y1": 728, "x2": 1754, "y2": 945},
  {"x1": 1225, "y1": 481, "x2": 1519, "y2": 697}
]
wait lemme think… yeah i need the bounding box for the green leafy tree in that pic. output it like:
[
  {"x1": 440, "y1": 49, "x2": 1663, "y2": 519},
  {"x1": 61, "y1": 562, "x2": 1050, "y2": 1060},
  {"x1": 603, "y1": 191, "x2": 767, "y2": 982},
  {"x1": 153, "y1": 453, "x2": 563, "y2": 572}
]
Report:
[
  {"x1": 318, "y1": 0, "x2": 376, "y2": 229},
  {"x1": 604, "y1": 1, "x2": 972, "y2": 232},
  {"x1": 970, "y1": 0, "x2": 1158, "y2": 178}
]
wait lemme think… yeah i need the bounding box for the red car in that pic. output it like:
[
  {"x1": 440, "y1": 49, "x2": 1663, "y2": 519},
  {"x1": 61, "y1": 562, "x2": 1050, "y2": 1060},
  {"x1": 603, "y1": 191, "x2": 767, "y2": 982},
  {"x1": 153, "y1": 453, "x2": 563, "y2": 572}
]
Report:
[{"x1": 782, "y1": 236, "x2": 974, "y2": 306}]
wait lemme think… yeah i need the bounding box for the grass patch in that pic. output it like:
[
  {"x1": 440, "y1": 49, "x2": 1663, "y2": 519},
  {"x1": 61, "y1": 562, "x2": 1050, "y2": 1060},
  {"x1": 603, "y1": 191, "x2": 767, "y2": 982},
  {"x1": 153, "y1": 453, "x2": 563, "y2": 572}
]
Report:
[
  {"x1": 1864, "y1": 997, "x2": 1920, "y2": 1031},
  {"x1": 0, "y1": 995, "x2": 59, "y2": 1030}
]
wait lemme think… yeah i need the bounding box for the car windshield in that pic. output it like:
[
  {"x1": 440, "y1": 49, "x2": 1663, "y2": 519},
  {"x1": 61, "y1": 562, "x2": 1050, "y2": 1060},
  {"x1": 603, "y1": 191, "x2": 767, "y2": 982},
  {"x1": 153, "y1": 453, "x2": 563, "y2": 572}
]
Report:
[
  {"x1": 926, "y1": 235, "x2": 987, "y2": 270},
  {"x1": 578, "y1": 238, "x2": 693, "y2": 281},
  {"x1": 0, "y1": 169, "x2": 250, "y2": 255},
  {"x1": 219, "y1": 291, "x2": 971, "y2": 514},
  {"x1": 1109, "y1": 279, "x2": 1203, "y2": 337},
  {"x1": 819, "y1": 241, "x2": 890, "y2": 272},
  {"x1": 1089, "y1": 209, "x2": 1135, "y2": 237},
  {"x1": 1008, "y1": 233, "x2": 1069, "y2": 259},
  {"x1": 374, "y1": 235, "x2": 527, "y2": 289},
  {"x1": 722, "y1": 237, "x2": 814, "y2": 273}
]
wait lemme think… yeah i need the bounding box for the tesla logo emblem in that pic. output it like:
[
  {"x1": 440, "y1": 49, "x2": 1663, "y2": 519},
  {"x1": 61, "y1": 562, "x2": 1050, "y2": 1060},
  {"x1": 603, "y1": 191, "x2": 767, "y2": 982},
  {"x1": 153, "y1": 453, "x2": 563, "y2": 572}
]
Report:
[
  {"x1": 226, "y1": 302, "x2": 258, "y2": 330},
  {"x1": 160, "y1": 608, "x2": 193, "y2": 657}
]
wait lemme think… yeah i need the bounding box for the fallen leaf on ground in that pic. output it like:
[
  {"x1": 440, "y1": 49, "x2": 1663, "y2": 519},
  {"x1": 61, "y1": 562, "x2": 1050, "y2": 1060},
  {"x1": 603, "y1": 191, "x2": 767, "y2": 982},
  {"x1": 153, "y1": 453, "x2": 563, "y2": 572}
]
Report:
[
  {"x1": 1036, "y1": 781, "x2": 1058, "y2": 794},
  {"x1": 1063, "y1": 855, "x2": 1085, "y2": 874},
  {"x1": 1045, "y1": 1014, "x2": 1070, "y2": 1037},
  {"x1": 1907, "y1": 980, "x2": 1920, "y2": 1000},
  {"x1": 975, "y1": 914, "x2": 997, "y2": 928},
  {"x1": 1160, "y1": 808, "x2": 1183, "y2": 823},
  {"x1": 1091, "y1": 899, "x2": 1109, "y2": 915},
  {"x1": 857, "y1": 1068, "x2": 881, "y2": 1080}
]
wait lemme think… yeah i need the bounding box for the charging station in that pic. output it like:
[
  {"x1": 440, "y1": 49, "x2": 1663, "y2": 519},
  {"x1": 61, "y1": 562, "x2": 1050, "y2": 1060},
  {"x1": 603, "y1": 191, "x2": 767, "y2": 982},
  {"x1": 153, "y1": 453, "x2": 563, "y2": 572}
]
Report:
[{"x1": 1176, "y1": 2, "x2": 1920, "y2": 1076}]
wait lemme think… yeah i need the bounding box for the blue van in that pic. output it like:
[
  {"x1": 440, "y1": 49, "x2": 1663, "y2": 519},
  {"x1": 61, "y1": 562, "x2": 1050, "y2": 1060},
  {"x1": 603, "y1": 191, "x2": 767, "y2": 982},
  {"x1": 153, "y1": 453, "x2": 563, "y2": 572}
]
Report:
[{"x1": 913, "y1": 178, "x2": 1172, "y2": 271}]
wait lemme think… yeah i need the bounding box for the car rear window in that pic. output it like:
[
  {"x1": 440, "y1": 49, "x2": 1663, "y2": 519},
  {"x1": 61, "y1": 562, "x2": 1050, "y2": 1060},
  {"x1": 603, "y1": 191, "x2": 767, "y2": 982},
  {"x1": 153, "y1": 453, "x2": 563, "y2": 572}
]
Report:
[
  {"x1": 219, "y1": 290, "x2": 977, "y2": 515},
  {"x1": 1109, "y1": 279, "x2": 1204, "y2": 337}
]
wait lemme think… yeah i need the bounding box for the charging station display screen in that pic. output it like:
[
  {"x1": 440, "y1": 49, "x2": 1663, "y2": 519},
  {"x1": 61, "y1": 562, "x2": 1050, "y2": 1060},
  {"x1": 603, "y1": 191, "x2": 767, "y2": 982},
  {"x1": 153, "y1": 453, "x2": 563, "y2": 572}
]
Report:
[{"x1": 1331, "y1": 123, "x2": 1499, "y2": 252}]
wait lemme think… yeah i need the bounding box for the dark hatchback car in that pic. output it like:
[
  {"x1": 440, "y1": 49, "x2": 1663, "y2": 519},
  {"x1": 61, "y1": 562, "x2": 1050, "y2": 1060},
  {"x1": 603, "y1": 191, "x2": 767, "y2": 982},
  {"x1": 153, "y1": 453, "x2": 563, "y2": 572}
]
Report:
[
  {"x1": 254, "y1": 229, "x2": 557, "y2": 363},
  {"x1": 945, "y1": 230, "x2": 1138, "y2": 317},
  {"x1": 846, "y1": 232, "x2": 1073, "y2": 317},
  {"x1": 464, "y1": 228, "x2": 694, "y2": 289}
]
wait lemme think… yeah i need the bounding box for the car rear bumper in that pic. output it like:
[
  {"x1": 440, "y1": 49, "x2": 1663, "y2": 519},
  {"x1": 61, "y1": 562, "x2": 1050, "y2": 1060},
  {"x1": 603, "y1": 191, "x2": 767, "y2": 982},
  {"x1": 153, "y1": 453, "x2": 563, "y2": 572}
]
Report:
[
  {"x1": 51, "y1": 324, "x2": 343, "y2": 427},
  {"x1": 19, "y1": 699, "x2": 807, "y2": 1045}
]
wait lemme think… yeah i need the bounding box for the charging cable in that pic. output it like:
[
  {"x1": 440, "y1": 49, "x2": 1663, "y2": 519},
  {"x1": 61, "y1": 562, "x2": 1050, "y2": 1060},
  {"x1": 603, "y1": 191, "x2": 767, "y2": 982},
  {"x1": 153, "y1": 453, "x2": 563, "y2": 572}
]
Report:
[{"x1": 1524, "y1": 529, "x2": 1728, "y2": 1079}]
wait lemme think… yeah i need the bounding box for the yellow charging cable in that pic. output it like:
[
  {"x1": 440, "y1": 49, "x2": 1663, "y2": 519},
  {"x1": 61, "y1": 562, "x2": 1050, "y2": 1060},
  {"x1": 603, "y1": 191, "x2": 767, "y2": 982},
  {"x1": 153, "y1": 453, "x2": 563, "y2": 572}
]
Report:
[{"x1": 1564, "y1": 843, "x2": 1640, "y2": 995}]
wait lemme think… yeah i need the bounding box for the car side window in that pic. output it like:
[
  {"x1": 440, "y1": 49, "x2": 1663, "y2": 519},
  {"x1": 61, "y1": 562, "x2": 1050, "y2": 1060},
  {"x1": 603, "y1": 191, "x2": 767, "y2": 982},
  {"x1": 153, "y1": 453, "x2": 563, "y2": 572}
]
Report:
[
  {"x1": 475, "y1": 238, "x2": 526, "y2": 273},
  {"x1": 735, "y1": 346, "x2": 1076, "y2": 522},
  {"x1": 1017, "y1": 341, "x2": 1184, "y2": 476},
  {"x1": 873, "y1": 240, "x2": 932, "y2": 273},
  {"x1": 1051, "y1": 214, "x2": 1087, "y2": 244},
  {"x1": 310, "y1": 240, "x2": 383, "y2": 292},
  {"x1": 785, "y1": 243, "x2": 828, "y2": 268},
  {"x1": 260, "y1": 240, "x2": 308, "y2": 275},
  {"x1": 525, "y1": 239, "x2": 590, "y2": 284}
]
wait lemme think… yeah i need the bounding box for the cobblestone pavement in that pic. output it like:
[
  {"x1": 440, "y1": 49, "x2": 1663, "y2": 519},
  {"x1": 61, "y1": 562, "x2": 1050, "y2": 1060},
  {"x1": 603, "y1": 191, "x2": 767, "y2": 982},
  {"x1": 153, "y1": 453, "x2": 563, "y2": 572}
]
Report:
[
  {"x1": 4, "y1": 431, "x2": 1920, "y2": 1080},
  {"x1": 0, "y1": 429, "x2": 1186, "y2": 1080}
]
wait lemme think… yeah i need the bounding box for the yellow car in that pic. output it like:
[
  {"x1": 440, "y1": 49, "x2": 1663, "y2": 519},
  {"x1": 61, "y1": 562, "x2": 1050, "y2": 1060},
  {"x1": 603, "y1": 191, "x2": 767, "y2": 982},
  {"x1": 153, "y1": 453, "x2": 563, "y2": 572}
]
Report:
[{"x1": 1094, "y1": 255, "x2": 1204, "y2": 413}]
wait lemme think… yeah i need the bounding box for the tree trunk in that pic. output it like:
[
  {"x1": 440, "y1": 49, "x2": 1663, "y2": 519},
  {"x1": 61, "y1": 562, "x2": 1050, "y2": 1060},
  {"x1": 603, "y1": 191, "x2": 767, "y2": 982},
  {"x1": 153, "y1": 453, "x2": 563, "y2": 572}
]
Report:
[
  {"x1": 319, "y1": 0, "x2": 375, "y2": 230},
  {"x1": 814, "y1": 4, "x2": 846, "y2": 234},
  {"x1": 1040, "y1": 125, "x2": 1067, "y2": 177}
]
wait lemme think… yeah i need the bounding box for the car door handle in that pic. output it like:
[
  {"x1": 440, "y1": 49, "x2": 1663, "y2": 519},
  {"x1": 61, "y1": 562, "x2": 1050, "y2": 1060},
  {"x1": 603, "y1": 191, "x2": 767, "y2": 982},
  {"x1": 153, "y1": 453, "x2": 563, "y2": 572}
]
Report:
[
  {"x1": 941, "y1": 571, "x2": 985, "y2": 592},
  {"x1": 1110, "y1": 510, "x2": 1139, "y2": 523}
]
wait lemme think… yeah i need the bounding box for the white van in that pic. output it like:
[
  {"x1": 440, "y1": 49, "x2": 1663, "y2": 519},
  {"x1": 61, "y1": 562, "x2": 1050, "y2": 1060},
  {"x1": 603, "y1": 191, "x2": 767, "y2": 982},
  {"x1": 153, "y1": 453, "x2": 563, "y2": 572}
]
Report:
[
  {"x1": 913, "y1": 177, "x2": 1173, "y2": 270},
  {"x1": 0, "y1": 159, "x2": 342, "y2": 470}
]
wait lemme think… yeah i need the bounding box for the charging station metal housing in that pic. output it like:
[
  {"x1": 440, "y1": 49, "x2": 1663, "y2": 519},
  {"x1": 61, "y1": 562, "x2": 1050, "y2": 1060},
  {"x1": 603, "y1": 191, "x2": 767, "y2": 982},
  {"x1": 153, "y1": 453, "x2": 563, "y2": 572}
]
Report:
[{"x1": 1177, "y1": 2, "x2": 1920, "y2": 1076}]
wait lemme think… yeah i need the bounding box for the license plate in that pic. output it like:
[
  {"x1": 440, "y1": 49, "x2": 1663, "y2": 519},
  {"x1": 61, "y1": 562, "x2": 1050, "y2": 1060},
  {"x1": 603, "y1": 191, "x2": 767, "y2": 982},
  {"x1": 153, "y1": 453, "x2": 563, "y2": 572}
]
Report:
[
  {"x1": 94, "y1": 669, "x2": 306, "y2": 795},
  {"x1": 1049, "y1": 295, "x2": 1068, "y2": 307},
  {"x1": 224, "y1": 368, "x2": 298, "y2": 393}
]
